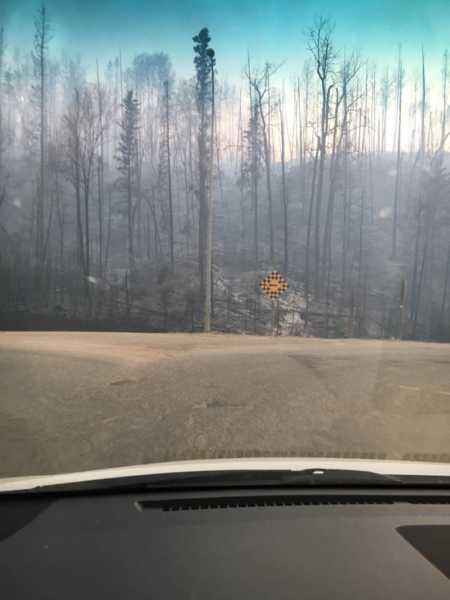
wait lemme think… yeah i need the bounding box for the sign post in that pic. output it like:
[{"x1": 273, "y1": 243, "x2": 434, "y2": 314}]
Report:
[
  {"x1": 271, "y1": 298, "x2": 277, "y2": 336},
  {"x1": 399, "y1": 278, "x2": 407, "y2": 340},
  {"x1": 260, "y1": 271, "x2": 288, "y2": 336}
]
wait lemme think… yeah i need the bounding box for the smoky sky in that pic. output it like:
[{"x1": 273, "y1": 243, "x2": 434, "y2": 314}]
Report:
[{"x1": 3, "y1": 1, "x2": 450, "y2": 79}]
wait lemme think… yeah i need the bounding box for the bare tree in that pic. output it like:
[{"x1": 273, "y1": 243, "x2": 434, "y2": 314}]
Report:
[
  {"x1": 305, "y1": 137, "x2": 320, "y2": 325},
  {"x1": 392, "y1": 45, "x2": 404, "y2": 259},
  {"x1": 0, "y1": 26, "x2": 5, "y2": 178},
  {"x1": 420, "y1": 47, "x2": 426, "y2": 159},
  {"x1": 307, "y1": 17, "x2": 337, "y2": 296},
  {"x1": 243, "y1": 61, "x2": 263, "y2": 270},
  {"x1": 380, "y1": 67, "x2": 391, "y2": 154},
  {"x1": 96, "y1": 60, "x2": 106, "y2": 277},
  {"x1": 441, "y1": 49, "x2": 448, "y2": 148},
  {"x1": 32, "y1": 4, "x2": 51, "y2": 270},
  {"x1": 116, "y1": 90, "x2": 140, "y2": 274},
  {"x1": 279, "y1": 96, "x2": 289, "y2": 276},
  {"x1": 248, "y1": 62, "x2": 280, "y2": 264},
  {"x1": 64, "y1": 89, "x2": 88, "y2": 306},
  {"x1": 163, "y1": 79, "x2": 175, "y2": 269},
  {"x1": 322, "y1": 54, "x2": 360, "y2": 280}
]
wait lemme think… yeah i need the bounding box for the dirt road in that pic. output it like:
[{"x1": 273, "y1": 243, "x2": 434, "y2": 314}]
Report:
[{"x1": 1, "y1": 332, "x2": 449, "y2": 477}]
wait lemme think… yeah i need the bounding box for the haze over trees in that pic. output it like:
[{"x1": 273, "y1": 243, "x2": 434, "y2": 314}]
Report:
[{"x1": 1, "y1": 6, "x2": 450, "y2": 340}]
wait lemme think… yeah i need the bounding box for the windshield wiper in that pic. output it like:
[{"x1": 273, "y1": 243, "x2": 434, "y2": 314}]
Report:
[{"x1": 4, "y1": 468, "x2": 450, "y2": 495}]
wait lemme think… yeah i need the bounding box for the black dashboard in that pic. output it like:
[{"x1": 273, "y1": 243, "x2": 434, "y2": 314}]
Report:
[{"x1": 1, "y1": 487, "x2": 450, "y2": 599}]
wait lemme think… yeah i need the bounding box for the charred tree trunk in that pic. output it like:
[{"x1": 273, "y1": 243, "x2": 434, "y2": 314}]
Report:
[
  {"x1": 305, "y1": 137, "x2": 320, "y2": 326},
  {"x1": 441, "y1": 49, "x2": 448, "y2": 148},
  {"x1": 439, "y1": 241, "x2": 450, "y2": 328},
  {"x1": 258, "y1": 91, "x2": 274, "y2": 264},
  {"x1": 392, "y1": 47, "x2": 404, "y2": 259},
  {"x1": 0, "y1": 27, "x2": 4, "y2": 179},
  {"x1": 33, "y1": 5, "x2": 51, "y2": 284},
  {"x1": 96, "y1": 60, "x2": 105, "y2": 277},
  {"x1": 251, "y1": 101, "x2": 260, "y2": 270},
  {"x1": 203, "y1": 48, "x2": 216, "y2": 332},
  {"x1": 164, "y1": 80, "x2": 174, "y2": 270},
  {"x1": 280, "y1": 101, "x2": 288, "y2": 276}
]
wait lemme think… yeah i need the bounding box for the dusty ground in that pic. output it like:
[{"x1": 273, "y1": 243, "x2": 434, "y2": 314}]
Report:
[{"x1": 1, "y1": 331, "x2": 449, "y2": 477}]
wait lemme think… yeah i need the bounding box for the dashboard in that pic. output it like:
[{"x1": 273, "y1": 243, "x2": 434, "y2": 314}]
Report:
[{"x1": 1, "y1": 487, "x2": 449, "y2": 599}]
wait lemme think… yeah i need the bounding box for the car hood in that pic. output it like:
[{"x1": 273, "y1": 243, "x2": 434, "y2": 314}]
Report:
[{"x1": 1, "y1": 457, "x2": 449, "y2": 492}]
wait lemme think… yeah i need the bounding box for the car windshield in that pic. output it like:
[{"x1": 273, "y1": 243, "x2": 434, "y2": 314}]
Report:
[{"x1": 0, "y1": 1, "x2": 449, "y2": 483}]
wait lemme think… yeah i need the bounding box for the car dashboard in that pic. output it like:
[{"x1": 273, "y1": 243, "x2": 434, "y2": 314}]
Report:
[{"x1": 1, "y1": 486, "x2": 450, "y2": 599}]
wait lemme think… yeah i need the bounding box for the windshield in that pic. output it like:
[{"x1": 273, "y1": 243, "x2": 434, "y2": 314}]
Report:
[{"x1": 0, "y1": 1, "x2": 449, "y2": 483}]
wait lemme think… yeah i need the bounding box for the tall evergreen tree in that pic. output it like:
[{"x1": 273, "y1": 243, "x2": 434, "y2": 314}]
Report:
[
  {"x1": 193, "y1": 27, "x2": 215, "y2": 330},
  {"x1": 193, "y1": 27, "x2": 213, "y2": 300}
]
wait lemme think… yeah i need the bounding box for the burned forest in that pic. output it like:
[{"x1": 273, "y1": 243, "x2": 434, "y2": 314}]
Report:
[{"x1": 1, "y1": 11, "x2": 450, "y2": 341}]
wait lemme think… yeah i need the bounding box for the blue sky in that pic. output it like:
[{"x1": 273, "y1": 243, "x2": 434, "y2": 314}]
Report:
[{"x1": 2, "y1": 1, "x2": 450, "y2": 80}]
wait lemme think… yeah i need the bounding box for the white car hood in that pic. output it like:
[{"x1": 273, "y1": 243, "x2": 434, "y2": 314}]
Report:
[{"x1": 1, "y1": 457, "x2": 449, "y2": 492}]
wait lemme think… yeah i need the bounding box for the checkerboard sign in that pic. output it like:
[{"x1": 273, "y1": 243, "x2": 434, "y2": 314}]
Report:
[{"x1": 260, "y1": 271, "x2": 288, "y2": 299}]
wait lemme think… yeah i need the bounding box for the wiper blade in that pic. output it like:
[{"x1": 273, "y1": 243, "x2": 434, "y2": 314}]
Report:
[{"x1": 5, "y1": 468, "x2": 449, "y2": 495}]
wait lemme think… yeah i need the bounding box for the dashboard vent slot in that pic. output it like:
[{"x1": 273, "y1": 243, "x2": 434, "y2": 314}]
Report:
[{"x1": 138, "y1": 494, "x2": 450, "y2": 512}]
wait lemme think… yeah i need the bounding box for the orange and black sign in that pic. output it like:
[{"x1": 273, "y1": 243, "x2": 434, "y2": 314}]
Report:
[{"x1": 260, "y1": 271, "x2": 288, "y2": 299}]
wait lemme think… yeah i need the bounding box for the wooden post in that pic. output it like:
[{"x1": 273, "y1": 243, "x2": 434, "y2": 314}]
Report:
[
  {"x1": 271, "y1": 299, "x2": 276, "y2": 336},
  {"x1": 399, "y1": 278, "x2": 407, "y2": 340},
  {"x1": 276, "y1": 297, "x2": 281, "y2": 336}
]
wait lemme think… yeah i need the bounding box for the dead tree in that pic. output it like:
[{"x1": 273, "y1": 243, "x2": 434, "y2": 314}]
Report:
[
  {"x1": 279, "y1": 97, "x2": 289, "y2": 276},
  {"x1": 249, "y1": 63, "x2": 280, "y2": 264},
  {"x1": 116, "y1": 90, "x2": 140, "y2": 274},
  {"x1": 380, "y1": 67, "x2": 391, "y2": 154},
  {"x1": 307, "y1": 17, "x2": 336, "y2": 296},
  {"x1": 440, "y1": 241, "x2": 450, "y2": 328},
  {"x1": 322, "y1": 54, "x2": 360, "y2": 283},
  {"x1": 243, "y1": 96, "x2": 262, "y2": 270},
  {"x1": 32, "y1": 4, "x2": 51, "y2": 271},
  {"x1": 64, "y1": 89, "x2": 89, "y2": 308},
  {"x1": 392, "y1": 46, "x2": 404, "y2": 259},
  {"x1": 420, "y1": 47, "x2": 427, "y2": 159},
  {"x1": 305, "y1": 137, "x2": 320, "y2": 325},
  {"x1": 0, "y1": 26, "x2": 4, "y2": 178},
  {"x1": 96, "y1": 60, "x2": 105, "y2": 277},
  {"x1": 441, "y1": 49, "x2": 448, "y2": 148},
  {"x1": 163, "y1": 79, "x2": 174, "y2": 269}
]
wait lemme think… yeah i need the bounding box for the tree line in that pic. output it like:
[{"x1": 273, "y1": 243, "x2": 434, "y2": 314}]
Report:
[{"x1": 1, "y1": 8, "x2": 450, "y2": 340}]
